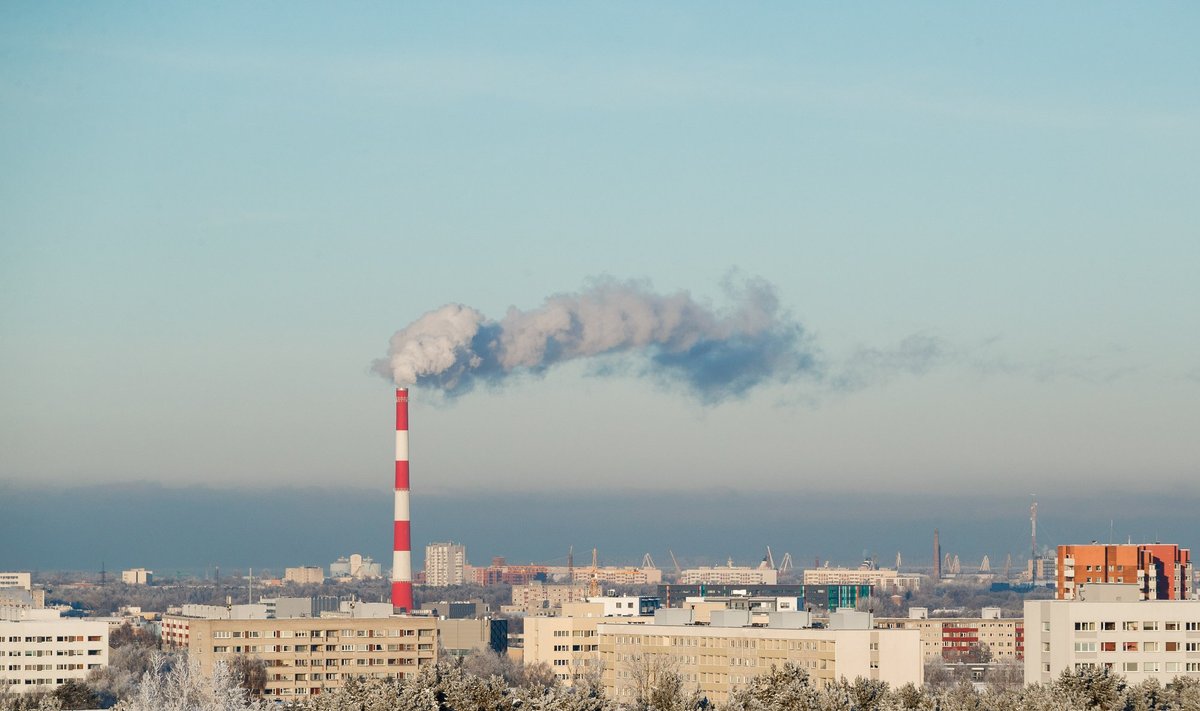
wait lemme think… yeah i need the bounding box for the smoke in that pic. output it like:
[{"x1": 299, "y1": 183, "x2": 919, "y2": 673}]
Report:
[{"x1": 374, "y1": 277, "x2": 818, "y2": 402}]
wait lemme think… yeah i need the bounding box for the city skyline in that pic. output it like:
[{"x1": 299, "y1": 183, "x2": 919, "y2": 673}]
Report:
[{"x1": 2, "y1": 4, "x2": 1198, "y2": 552}]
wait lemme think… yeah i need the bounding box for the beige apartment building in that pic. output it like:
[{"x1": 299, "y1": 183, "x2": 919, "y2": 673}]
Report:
[
  {"x1": 876, "y1": 608, "x2": 1024, "y2": 661},
  {"x1": 180, "y1": 616, "x2": 437, "y2": 700},
  {"x1": 284, "y1": 567, "x2": 325, "y2": 585},
  {"x1": 802, "y1": 567, "x2": 921, "y2": 592},
  {"x1": 503, "y1": 582, "x2": 588, "y2": 616},
  {"x1": 599, "y1": 620, "x2": 921, "y2": 706},
  {"x1": 523, "y1": 602, "x2": 653, "y2": 685},
  {"x1": 572, "y1": 567, "x2": 663, "y2": 587},
  {"x1": 679, "y1": 565, "x2": 777, "y2": 586}
]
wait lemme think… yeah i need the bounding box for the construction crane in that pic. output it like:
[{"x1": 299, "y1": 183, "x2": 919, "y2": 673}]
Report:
[
  {"x1": 779, "y1": 553, "x2": 793, "y2": 573},
  {"x1": 669, "y1": 550, "x2": 682, "y2": 575},
  {"x1": 641, "y1": 553, "x2": 655, "y2": 569},
  {"x1": 765, "y1": 546, "x2": 776, "y2": 570}
]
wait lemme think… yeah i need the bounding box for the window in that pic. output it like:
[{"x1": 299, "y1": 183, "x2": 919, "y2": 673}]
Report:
[
  {"x1": 1144, "y1": 642, "x2": 1159, "y2": 652},
  {"x1": 1187, "y1": 663, "x2": 1200, "y2": 672},
  {"x1": 1102, "y1": 622, "x2": 1116, "y2": 631},
  {"x1": 1074, "y1": 622, "x2": 1096, "y2": 631},
  {"x1": 1187, "y1": 623, "x2": 1200, "y2": 631},
  {"x1": 1123, "y1": 642, "x2": 1138, "y2": 652},
  {"x1": 1144, "y1": 662, "x2": 1160, "y2": 672},
  {"x1": 1144, "y1": 622, "x2": 1159, "y2": 631},
  {"x1": 1123, "y1": 622, "x2": 1140, "y2": 631},
  {"x1": 1124, "y1": 662, "x2": 1139, "y2": 672},
  {"x1": 1074, "y1": 642, "x2": 1096, "y2": 653},
  {"x1": 1101, "y1": 642, "x2": 1117, "y2": 652},
  {"x1": 1186, "y1": 643, "x2": 1200, "y2": 652},
  {"x1": 1167, "y1": 622, "x2": 1180, "y2": 631},
  {"x1": 1167, "y1": 642, "x2": 1180, "y2": 652}
]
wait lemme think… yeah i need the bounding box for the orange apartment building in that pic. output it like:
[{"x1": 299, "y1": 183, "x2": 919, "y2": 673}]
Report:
[{"x1": 1057, "y1": 544, "x2": 1192, "y2": 601}]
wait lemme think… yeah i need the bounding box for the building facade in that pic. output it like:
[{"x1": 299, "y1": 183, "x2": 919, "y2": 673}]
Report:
[
  {"x1": 121, "y1": 568, "x2": 153, "y2": 585},
  {"x1": 802, "y1": 567, "x2": 921, "y2": 592},
  {"x1": 599, "y1": 620, "x2": 921, "y2": 706},
  {"x1": 1025, "y1": 593, "x2": 1200, "y2": 685},
  {"x1": 572, "y1": 567, "x2": 663, "y2": 587},
  {"x1": 285, "y1": 567, "x2": 325, "y2": 585},
  {"x1": 183, "y1": 615, "x2": 437, "y2": 700},
  {"x1": 876, "y1": 608, "x2": 1024, "y2": 661},
  {"x1": 522, "y1": 602, "x2": 652, "y2": 685},
  {"x1": 1057, "y1": 544, "x2": 1192, "y2": 601},
  {"x1": 0, "y1": 573, "x2": 32, "y2": 591},
  {"x1": 678, "y1": 565, "x2": 777, "y2": 586},
  {"x1": 424, "y1": 542, "x2": 468, "y2": 587},
  {"x1": 0, "y1": 609, "x2": 109, "y2": 695}
]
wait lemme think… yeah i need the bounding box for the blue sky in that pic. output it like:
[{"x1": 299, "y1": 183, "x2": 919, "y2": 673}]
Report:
[{"x1": 2, "y1": 3, "x2": 1198, "y2": 512}]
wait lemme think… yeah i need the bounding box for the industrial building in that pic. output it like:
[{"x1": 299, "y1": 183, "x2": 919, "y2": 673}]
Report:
[
  {"x1": 658, "y1": 584, "x2": 806, "y2": 607},
  {"x1": 121, "y1": 568, "x2": 153, "y2": 585},
  {"x1": 329, "y1": 554, "x2": 382, "y2": 581},
  {"x1": 1056, "y1": 543, "x2": 1192, "y2": 601},
  {"x1": 1025, "y1": 584, "x2": 1200, "y2": 684},
  {"x1": 802, "y1": 565, "x2": 921, "y2": 592}
]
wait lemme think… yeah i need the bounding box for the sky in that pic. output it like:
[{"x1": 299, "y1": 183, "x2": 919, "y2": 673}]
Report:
[{"x1": 1, "y1": 4, "x2": 1198, "y2": 570}]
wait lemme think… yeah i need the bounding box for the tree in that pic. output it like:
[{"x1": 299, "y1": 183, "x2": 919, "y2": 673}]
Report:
[
  {"x1": 51, "y1": 681, "x2": 100, "y2": 710},
  {"x1": 112, "y1": 654, "x2": 263, "y2": 711},
  {"x1": 724, "y1": 663, "x2": 816, "y2": 711},
  {"x1": 225, "y1": 655, "x2": 267, "y2": 697}
]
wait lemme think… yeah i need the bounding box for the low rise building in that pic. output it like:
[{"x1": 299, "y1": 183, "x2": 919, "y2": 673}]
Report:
[
  {"x1": 1025, "y1": 585, "x2": 1200, "y2": 685},
  {"x1": 0, "y1": 608, "x2": 109, "y2": 695},
  {"x1": 573, "y1": 567, "x2": 663, "y2": 587},
  {"x1": 0, "y1": 573, "x2": 32, "y2": 591}
]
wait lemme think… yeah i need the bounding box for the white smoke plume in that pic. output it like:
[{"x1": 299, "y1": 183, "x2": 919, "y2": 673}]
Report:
[{"x1": 373, "y1": 277, "x2": 818, "y2": 402}]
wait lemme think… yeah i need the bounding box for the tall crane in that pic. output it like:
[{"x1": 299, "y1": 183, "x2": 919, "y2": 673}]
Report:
[
  {"x1": 765, "y1": 546, "x2": 776, "y2": 570},
  {"x1": 669, "y1": 550, "x2": 682, "y2": 575},
  {"x1": 641, "y1": 553, "x2": 656, "y2": 569},
  {"x1": 779, "y1": 553, "x2": 793, "y2": 574}
]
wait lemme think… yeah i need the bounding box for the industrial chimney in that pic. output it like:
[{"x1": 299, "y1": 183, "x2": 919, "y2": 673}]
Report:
[
  {"x1": 933, "y1": 529, "x2": 941, "y2": 580},
  {"x1": 392, "y1": 388, "x2": 413, "y2": 613}
]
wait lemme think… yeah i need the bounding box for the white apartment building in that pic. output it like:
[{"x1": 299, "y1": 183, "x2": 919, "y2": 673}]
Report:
[
  {"x1": 285, "y1": 567, "x2": 325, "y2": 585},
  {"x1": 121, "y1": 568, "x2": 153, "y2": 585},
  {"x1": 802, "y1": 567, "x2": 921, "y2": 592},
  {"x1": 424, "y1": 542, "x2": 467, "y2": 587},
  {"x1": 678, "y1": 565, "x2": 777, "y2": 586},
  {"x1": 600, "y1": 616, "x2": 921, "y2": 707},
  {"x1": 1025, "y1": 587, "x2": 1200, "y2": 685},
  {"x1": 0, "y1": 573, "x2": 32, "y2": 591},
  {"x1": 0, "y1": 608, "x2": 109, "y2": 694}
]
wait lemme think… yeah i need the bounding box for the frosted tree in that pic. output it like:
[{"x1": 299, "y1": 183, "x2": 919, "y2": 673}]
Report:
[{"x1": 113, "y1": 653, "x2": 263, "y2": 711}]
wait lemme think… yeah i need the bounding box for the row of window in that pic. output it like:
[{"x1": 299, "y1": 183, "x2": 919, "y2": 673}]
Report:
[
  {"x1": 0, "y1": 635, "x2": 103, "y2": 644},
  {"x1": 211, "y1": 628, "x2": 423, "y2": 639},
  {"x1": 1070, "y1": 621, "x2": 1200, "y2": 632},
  {"x1": 1069, "y1": 662, "x2": 1200, "y2": 673},
  {"x1": 1072, "y1": 641, "x2": 1200, "y2": 653}
]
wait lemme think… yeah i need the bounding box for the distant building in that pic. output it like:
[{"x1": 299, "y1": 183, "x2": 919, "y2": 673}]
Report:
[
  {"x1": 658, "y1": 584, "x2": 806, "y2": 607},
  {"x1": 571, "y1": 566, "x2": 663, "y2": 588},
  {"x1": 678, "y1": 562, "x2": 776, "y2": 586},
  {"x1": 420, "y1": 599, "x2": 490, "y2": 619},
  {"x1": 876, "y1": 607, "x2": 1024, "y2": 661},
  {"x1": 802, "y1": 565, "x2": 921, "y2": 592},
  {"x1": 1025, "y1": 587, "x2": 1200, "y2": 684},
  {"x1": 1057, "y1": 544, "x2": 1192, "y2": 601},
  {"x1": 284, "y1": 566, "x2": 325, "y2": 585},
  {"x1": 121, "y1": 568, "x2": 153, "y2": 585},
  {"x1": 465, "y1": 558, "x2": 549, "y2": 585},
  {"x1": 0, "y1": 608, "x2": 109, "y2": 695},
  {"x1": 802, "y1": 584, "x2": 874, "y2": 612},
  {"x1": 424, "y1": 542, "x2": 467, "y2": 587},
  {"x1": 504, "y1": 582, "x2": 588, "y2": 616},
  {"x1": 522, "y1": 601, "x2": 653, "y2": 686},
  {"x1": 329, "y1": 554, "x2": 381, "y2": 580}
]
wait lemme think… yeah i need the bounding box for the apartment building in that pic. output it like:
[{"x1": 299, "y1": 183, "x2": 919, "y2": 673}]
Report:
[
  {"x1": 876, "y1": 607, "x2": 1024, "y2": 661},
  {"x1": 572, "y1": 566, "x2": 663, "y2": 587},
  {"x1": 121, "y1": 568, "x2": 153, "y2": 585},
  {"x1": 0, "y1": 608, "x2": 109, "y2": 695},
  {"x1": 424, "y1": 542, "x2": 468, "y2": 587},
  {"x1": 284, "y1": 567, "x2": 325, "y2": 585},
  {"x1": 522, "y1": 602, "x2": 653, "y2": 685},
  {"x1": 0, "y1": 573, "x2": 32, "y2": 591},
  {"x1": 599, "y1": 615, "x2": 921, "y2": 706},
  {"x1": 802, "y1": 566, "x2": 921, "y2": 593},
  {"x1": 503, "y1": 582, "x2": 588, "y2": 616},
  {"x1": 1025, "y1": 586, "x2": 1200, "y2": 685},
  {"x1": 678, "y1": 565, "x2": 776, "y2": 586},
  {"x1": 1057, "y1": 544, "x2": 1192, "y2": 601},
  {"x1": 183, "y1": 615, "x2": 437, "y2": 700}
]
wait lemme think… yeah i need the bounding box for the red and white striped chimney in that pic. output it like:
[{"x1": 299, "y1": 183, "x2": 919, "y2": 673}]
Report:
[{"x1": 392, "y1": 388, "x2": 414, "y2": 613}]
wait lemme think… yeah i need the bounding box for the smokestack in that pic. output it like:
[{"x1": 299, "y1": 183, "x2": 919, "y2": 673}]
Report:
[
  {"x1": 933, "y1": 529, "x2": 941, "y2": 579},
  {"x1": 392, "y1": 388, "x2": 413, "y2": 613}
]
